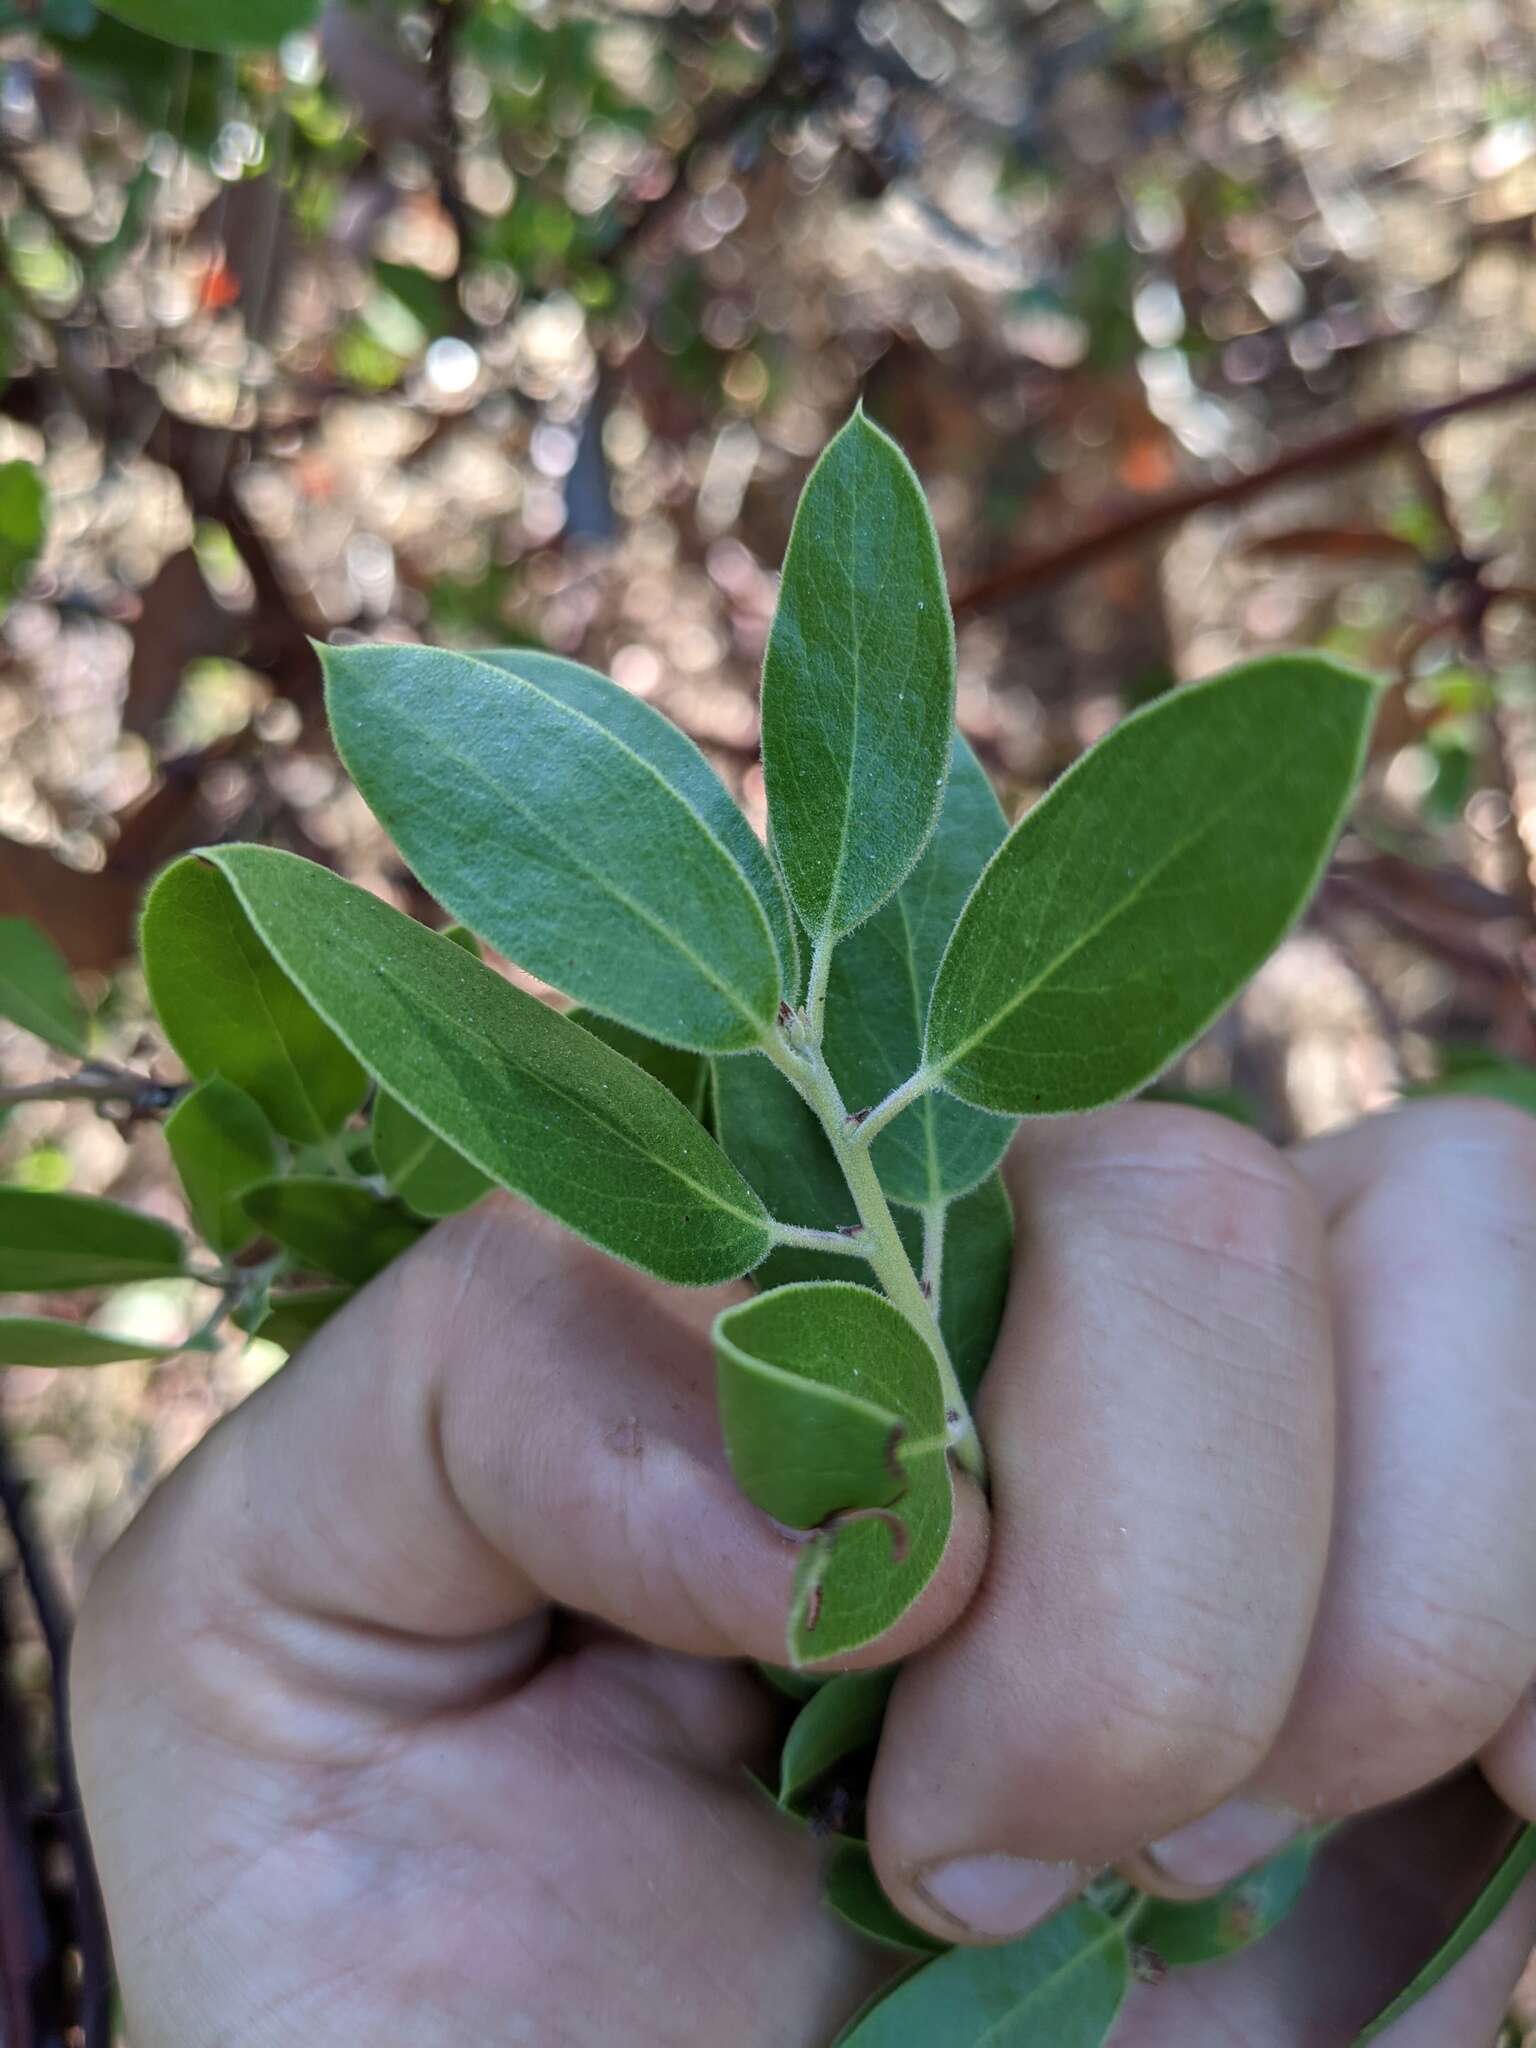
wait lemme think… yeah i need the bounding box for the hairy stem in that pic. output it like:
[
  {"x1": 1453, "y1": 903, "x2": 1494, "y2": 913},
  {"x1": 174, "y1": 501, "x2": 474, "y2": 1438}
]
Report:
[
  {"x1": 763, "y1": 1033, "x2": 984, "y2": 1483},
  {"x1": 770, "y1": 1220, "x2": 871, "y2": 1260},
  {"x1": 920, "y1": 1200, "x2": 947, "y2": 1316},
  {"x1": 847, "y1": 1062, "x2": 940, "y2": 1148}
]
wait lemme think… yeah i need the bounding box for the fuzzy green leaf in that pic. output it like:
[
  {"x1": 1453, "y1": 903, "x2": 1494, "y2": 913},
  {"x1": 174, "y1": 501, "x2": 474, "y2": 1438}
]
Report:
[
  {"x1": 1134, "y1": 1835, "x2": 1314, "y2": 1968},
  {"x1": 834, "y1": 1900, "x2": 1129, "y2": 2046},
  {"x1": 188, "y1": 848, "x2": 774, "y2": 1287},
  {"x1": 165, "y1": 1078, "x2": 279, "y2": 1256},
  {"x1": 570, "y1": 1007, "x2": 708, "y2": 1120},
  {"x1": 778, "y1": 1669, "x2": 895, "y2": 1811},
  {"x1": 1411, "y1": 1047, "x2": 1536, "y2": 1117},
  {"x1": 824, "y1": 739, "x2": 1016, "y2": 1205},
  {"x1": 0, "y1": 462, "x2": 47, "y2": 612},
  {"x1": 762, "y1": 409, "x2": 956, "y2": 941},
  {"x1": 713, "y1": 1281, "x2": 953, "y2": 1663},
  {"x1": 97, "y1": 0, "x2": 319, "y2": 51},
  {"x1": 824, "y1": 1842, "x2": 948, "y2": 1956},
  {"x1": 0, "y1": 1188, "x2": 184, "y2": 1291},
  {"x1": 324, "y1": 643, "x2": 790, "y2": 1052},
  {"x1": 940, "y1": 1171, "x2": 1013, "y2": 1402},
  {"x1": 926, "y1": 658, "x2": 1378, "y2": 1114},
  {"x1": 1352, "y1": 1823, "x2": 1536, "y2": 2042},
  {"x1": 0, "y1": 1316, "x2": 183, "y2": 1366},
  {"x1": 142, "y1": 858, "x2": 368, "y2": 1145},
  {"x1": 0, "y1": 918, "x2": 88, "y2": 1054},
  {"x1": 242, "y1": 1177, "x2": 426, "y2": 1286}
]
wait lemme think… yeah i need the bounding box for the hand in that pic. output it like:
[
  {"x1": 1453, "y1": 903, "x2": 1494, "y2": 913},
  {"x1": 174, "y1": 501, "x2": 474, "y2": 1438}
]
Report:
[{"x1": 72, "y1": 1097, "x2": 1536, "y2": 2046}]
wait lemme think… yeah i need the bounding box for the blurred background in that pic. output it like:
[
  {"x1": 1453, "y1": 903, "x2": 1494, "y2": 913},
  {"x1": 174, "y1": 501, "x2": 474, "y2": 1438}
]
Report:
[{"x1": 0, "y1": 0, "x2": 1535, "y2": 2038}]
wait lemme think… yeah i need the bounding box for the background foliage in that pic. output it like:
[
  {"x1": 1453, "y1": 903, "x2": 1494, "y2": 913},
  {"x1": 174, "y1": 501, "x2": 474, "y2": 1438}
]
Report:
[{"x1": 1, "y1": 0, "x2": 1536, "y2": 2040}]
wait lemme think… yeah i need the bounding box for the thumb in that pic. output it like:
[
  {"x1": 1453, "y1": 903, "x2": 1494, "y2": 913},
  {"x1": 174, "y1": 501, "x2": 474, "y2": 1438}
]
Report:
[{"x1": 98, "y1": 1195, "x2": 985, "y2": 1697}]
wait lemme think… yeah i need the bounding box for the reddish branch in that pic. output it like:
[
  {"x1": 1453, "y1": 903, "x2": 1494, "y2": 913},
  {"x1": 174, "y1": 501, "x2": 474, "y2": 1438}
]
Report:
[{"x1": 952, "y1": 363, "x2": 1536, "y2": 615}]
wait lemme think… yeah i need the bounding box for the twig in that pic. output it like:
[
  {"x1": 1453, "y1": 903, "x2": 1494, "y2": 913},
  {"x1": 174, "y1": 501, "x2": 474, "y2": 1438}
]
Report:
[
  {"x1": 0, "y1": 1066, "x2": 183, "y2": 1118},
  {"x1": 428, "y1": 0, "x2": 472, "y2": 304},
  {"x1": 0, "y1": 1424, "x2": 113, "y2": 2046},
  {"x1": 0, "y1": 1571, "x2": 47, "y2": 2048},
  {"x1": 952, "y1": 363, "x2": 1536, "y2": 615}
]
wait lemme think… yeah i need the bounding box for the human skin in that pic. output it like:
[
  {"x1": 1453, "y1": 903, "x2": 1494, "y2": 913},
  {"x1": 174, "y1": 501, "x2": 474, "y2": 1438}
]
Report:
[{"x1": 71, "y1": 1096, "x2": 1536, "y2": 2045}]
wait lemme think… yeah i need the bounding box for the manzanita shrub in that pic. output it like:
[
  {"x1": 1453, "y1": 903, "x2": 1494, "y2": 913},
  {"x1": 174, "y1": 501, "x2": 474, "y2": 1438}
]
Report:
[{"x1": 9, "y1": 409, "x2": 1521, "y2": 2040}]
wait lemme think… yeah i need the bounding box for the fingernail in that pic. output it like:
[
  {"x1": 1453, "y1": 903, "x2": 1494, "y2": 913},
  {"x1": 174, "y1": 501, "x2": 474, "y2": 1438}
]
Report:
[
  {"x1": 913, "y1": 1854, "x2": 1083, "y2": 1939},
  {"x1": 1143, "y1": 1797, "x2": 1300, "y2": 1890}
]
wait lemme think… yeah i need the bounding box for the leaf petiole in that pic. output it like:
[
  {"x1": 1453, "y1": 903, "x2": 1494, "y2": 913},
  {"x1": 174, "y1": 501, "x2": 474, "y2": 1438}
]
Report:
[{"x1": 844, "y1": 1063, "x2": 941, "y2": 1150}]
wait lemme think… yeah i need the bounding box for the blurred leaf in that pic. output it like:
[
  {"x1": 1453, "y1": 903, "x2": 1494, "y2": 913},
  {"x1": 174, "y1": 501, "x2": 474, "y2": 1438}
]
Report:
[
  {"x1": 1134, "y1": 1835, "x2": 1314, "y2": 1967},
  {"x1": 373, "y1": 260, "x2": 454, "y2": 337},
  {"x1": 373, "y1": 1088, "x2": 492, "y2": 1219},
  {"x1": 762, "y1": 410, "x2": 955, "y2": 942},
  {"x1": 939, "y1": 1172, "x2": 1013, "y2": 1402},
  {"x1": 234, "y1": 1283, "x2": 352, "y2": 1352},
  {"x1": 0, "y1": 1316, "x2": 180, "y2": 1365},
  {"x1": 1242, "y1": 528, "x2": 1423, "y2": 564},
  {"x1": 241, "y1": 1176, "x2": 425, "y2": 1285},
  {"x1": 194, "y1": 847, "x2": 775, "y2": 1287},
  {"x1": 0, "y1": 1188, "x2": 184, "y2": 1290},
  {"x1": 0, "y1": 461, "x2": 47, "y2": 614},
  {"x1": 824, "y1": 738, "x2": 1016, "y2": 1206},
  {"x1": 1412, "y1": 1048, "x2": 1536, "y2": 1116},
  {"x1": 927, "y1": 659, "x2": 1379, "y2": 1114},
  {"x1": 713, "y1": 1281, "x2": 953, "y2": 1664},
  {"x1": 324, "y1": 643, "x2": 792, "y2": 1051},
  {"x1": 142, "y1": 858, "x2": 368, "y2": 1147},
  {"x1": 824, "y1": 1842, "x2": 948, "y2": 1955},
  {"x1": 833, "y1": 1899, "x2": 1129, "y2": 2045},
  {"x1": 1353, "y1": 1824, "x2": 1536, "y2": 2042},
  {"x1": 96, "y1": 0, "x2": 319, "y2": 53},
  {"x1": 44, "y1": 10, "x2": 224, "y2": 145},
  {"x1": 165, "y1": 1077, "x2": 279, "y2": 1257},
  {"x1": 0, "y1": 916, "x2": 89, "y2": 1053}
]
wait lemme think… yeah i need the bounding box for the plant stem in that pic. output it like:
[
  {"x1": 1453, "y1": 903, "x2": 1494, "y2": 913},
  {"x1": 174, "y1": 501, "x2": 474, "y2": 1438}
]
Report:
[
  {"x1": 921, "y1": 1200, "x2": 947, "y2": 1315},
  {"x1": 770, "y1": 1221, "x2": 870, "y2": 1259},
  {"x1": 762, "y1": 1033, "x2": 985, "y2": 1483},
  {"x1": 845, "y1": 1062, "x2": 939, "y2": 1148},
  {"x1": 803, "y1": 927, "x2": 835, "y2": 1043}
]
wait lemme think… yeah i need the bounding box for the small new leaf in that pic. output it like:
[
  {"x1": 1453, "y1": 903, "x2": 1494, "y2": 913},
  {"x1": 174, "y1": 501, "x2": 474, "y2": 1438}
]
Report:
[
  {"x1": 165, "y1": 1077, "x2": 279, "y2": 1256},
  {"x1": 324, "y1": 643, "x2": 790, "y2": 1052},
  {"x1": 0, "y1": 1188, "x2": 184, "y2": 1291},
  {"x1": 0, "y1": 917, "x2": 88, "y2": 1053},
  {"x1": 1134, "y1": 1834, "x2": 1314, "y2": 1968},
  {"x1": 142, "y1": 857, "x2": 367, "y2": 1145},
  {"x1": 926, "y1": 657, "x2": 1378, "y2": 1114},
  {"x1": 824, "y1": 1842, "x2": 948, "y2": 1956},
  {"x1": 778, "y1": 1669, "x2": 895, "y2": 1812},
  {"x1": 713, "y1": 1282, "x2": 953, "y2": 1663},
  {"x1": 762, "y1": 409, "x2": 956, "y2": 941},
  {"x1": 190, "y1": 847, "x2": 774, "y2": 1287}
]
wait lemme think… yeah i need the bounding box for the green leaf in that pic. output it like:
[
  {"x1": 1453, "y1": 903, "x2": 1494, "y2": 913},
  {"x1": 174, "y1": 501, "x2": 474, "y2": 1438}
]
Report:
[
  {"x1": 824, "y1": 738, "x2": 1017, "y2": 1206},
  {"x1": 761, "y1": 410, "x2": 955, "y2": 942},
  {"x1": 0, "y1": 917, "x2": 88, "y2": 1053},
  {"x1": 241, "y1": 1177, "x2": 424, "y2": 1286},
  {"x1": 833, "y1": 1898, "x2": 1130, "y2": 2046},
  {"x1": 0, "y1": 1316, "x2": 181, "y2": 1366},
  {"x1": 1134, "y1": 1834, "x2": 1314, "y2": 1967},
  {"x1": 779, "y1": 1668, "x2": 895, "y2": 1811},
  {"x1": 824, "y1": 1841, "x2": 948, "y2": 1955},
  {"x1": 237, "y1": 1284, "x2": 354, "y2": 1353},
  {"x1": 187, "y1": 848, "x2": 775, "y2": 1287},
  {"x1": 323, "y1": 642, "x2": 791, "y2": 1052},
  {"x1": 371, "y1": 922, "x2": 494, "y2": 1219},
  {"x1": 142, "y1": 858, "x2": 368, "y2": 1146},
  {"x1": 96, "y1": 0, "x2": 320, "y2": 52},
  {"x1": 372, "y1": 1090, "x2": 493, "y2": 1219},
  {"x1": 713, "y1": 1281, "x2": 953, "y2": 1663},
  {"x1": 0, "y1": 1188, "x2": 184, "y2": 1290},
  {"x1": 570, "y1": 1007, "x2": 708, "y2": 1119},
  {"x1": 165, "y1": 1078, "x2": 279, "y2": 1256},
  {"x1": 0, "y1": 461, "x2": 47, "y2": 613},
  {"x1": 1352, "y1": 1823, "x2": 1536, "y2": 2042},
  {"x1": 940, "y1": 1171, "x2": 1013, "y2": 1402},
  {"x1": 926, "y1": 657, "x2": 1378, "y2": 1114}
]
